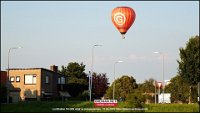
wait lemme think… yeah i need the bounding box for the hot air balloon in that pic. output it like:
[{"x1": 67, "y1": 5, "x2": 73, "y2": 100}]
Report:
[{"x1": 111, "y1": 6, "x2": 136, "y2": 39}]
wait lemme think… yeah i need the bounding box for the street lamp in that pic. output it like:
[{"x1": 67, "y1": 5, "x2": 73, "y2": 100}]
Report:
[
  {"x1": 153, "y1": 51, "x2": 164, "y2": 103},
  {"x1": 113, "y1": 60, "x2": 123, "y2": 100},
  {"x1": 89, "y1": 44, "x2": 103, "y2": 101},
  {"x1": 7, "y1": 46, "x2": 23, "y2": 103}
]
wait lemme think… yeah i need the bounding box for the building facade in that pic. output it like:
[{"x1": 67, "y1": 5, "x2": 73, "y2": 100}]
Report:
[
  {"x1": 8, "y1": 65, "x2": 67, "y2": 102},
  {"x1": 0, "y1": 71, "x2": 7, "y2": 85}
]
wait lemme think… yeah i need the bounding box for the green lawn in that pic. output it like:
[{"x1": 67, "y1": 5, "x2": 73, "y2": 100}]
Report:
[
  {"x1": 1, "y1": 101, "x2": 199, "y2": 112},
  {"x1": 145, "y1": 103, "x2": 199, "y2": 112}
]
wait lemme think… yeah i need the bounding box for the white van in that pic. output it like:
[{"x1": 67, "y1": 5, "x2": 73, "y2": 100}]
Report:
[{"x1": 158, "y1": 93, "x2": 171, "y2": 103}]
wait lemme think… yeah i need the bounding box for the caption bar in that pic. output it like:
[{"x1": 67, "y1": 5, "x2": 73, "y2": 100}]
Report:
[{"x1": 52, "y1": 107, "x2": 148, "y2": 111}]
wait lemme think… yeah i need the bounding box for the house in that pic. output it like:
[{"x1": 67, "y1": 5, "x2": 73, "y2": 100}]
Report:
[
  {"x1": 8, "y1": 65, "x2": 68, "y2": 102},
  {"x1": 1, "y1": 71, "x2": 7, "y2": 85},
  {"x1": 1, "y1": 71, "x2": 8, "y2": 103}
]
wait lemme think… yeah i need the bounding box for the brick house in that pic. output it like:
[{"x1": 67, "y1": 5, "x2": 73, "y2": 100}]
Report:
[
  {"x1": 1, "y1": 71, "x2": 7, "y2": 85},
  {"x1": 8, "y1": 65, "x2": 68, "y2": 102}
]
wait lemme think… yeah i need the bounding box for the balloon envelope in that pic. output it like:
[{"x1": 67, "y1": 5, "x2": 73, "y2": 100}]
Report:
[{"x1": 111, "y1": 6, "x2": 136, "y2": 39}]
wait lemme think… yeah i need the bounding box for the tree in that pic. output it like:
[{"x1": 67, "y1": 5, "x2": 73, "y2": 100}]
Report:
[
  {"x1": 63, "y1": 62, "x2": 87, "y2": 79},
  {"x1": 177, "y1": 35, "x2": 199, "y2": 103},
  {"x1": 92, "y1": 73, "x2": 109, "y2": 99},
  {"x1": 59, "y1": 65, "x2": 67, "y2": 75},
  {"x1": 136, "y1": 78, "x2": 156, "y2": 103},
  {"x1": 137, "y1": 78, "x2": 155, "y2": 93},
  {"x1": 59, "y1": 62, "x2": 88, "y2": 97},
  {"x1": 165, "y1": 75, "x2": 189, "y2": 103},
  {"x1": 105, "y1": 75, "x2": 137, "y2": 99}
]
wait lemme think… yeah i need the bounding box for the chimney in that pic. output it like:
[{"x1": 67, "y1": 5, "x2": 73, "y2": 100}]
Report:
[{"x1": 50, "y1": 65, "x2": 58, "y2": 73}]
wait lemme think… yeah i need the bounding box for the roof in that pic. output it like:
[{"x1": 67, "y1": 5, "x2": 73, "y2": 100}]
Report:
[
  {"x1": 9, "y1": 68, "x2": 45, "y2": 70},
  {"x1": 59, "y1": 91, "x2": 71, "y2": 97},
  {"x1": 8, "y1": 68, "x2": 65, "y2": 76}
]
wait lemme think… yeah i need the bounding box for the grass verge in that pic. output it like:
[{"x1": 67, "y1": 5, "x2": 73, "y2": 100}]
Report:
[{"x1": 1, "y1": 101, "x2": 199, "y2": 112}]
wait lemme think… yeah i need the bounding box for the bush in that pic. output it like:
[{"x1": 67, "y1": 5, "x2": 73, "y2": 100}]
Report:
[
  {"x1": 79, "y1": 90, "x2": 89, "y2": 101},
  {"x1": 126, "y1": 92, "x2": 145, "y2": 108},
  {"x1": 68, "y1": 90, "x2": 89, "y2": 101}
]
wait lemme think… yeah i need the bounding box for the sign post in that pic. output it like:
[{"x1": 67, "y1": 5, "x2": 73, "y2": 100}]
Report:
[{"x1": 157, "y1": 82, "x2": 162, "y2": 95}]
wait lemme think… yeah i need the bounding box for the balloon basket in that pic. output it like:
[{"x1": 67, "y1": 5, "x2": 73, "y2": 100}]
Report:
[{"x1": 121, "y1": 34, "x2": 125, "y2": 39}]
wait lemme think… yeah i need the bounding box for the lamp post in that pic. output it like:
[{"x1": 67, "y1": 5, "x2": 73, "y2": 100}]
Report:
[
  {"x1": 113, "y1": 60, "x2": 123, "y2": 100},
  {"x1": 89, "y1": 44, "x2": 103, "y2": 101},
  {"x1": 154, "y1": 51, "x2": 164, "y2": 103},
  {"x1": 155, "y1": 80, "x2": 157, "y2": 104},
  {"x1": 7, "y1": 46, "x2": 23, "y2": 103}
]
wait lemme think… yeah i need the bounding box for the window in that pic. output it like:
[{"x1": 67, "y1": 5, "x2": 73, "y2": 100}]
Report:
[
  {"x1": 10, "y1": 76, "x2": 14, "y2": 82},
  {"x1": 33, "y1": 75, "x2": 36, "y2": 84},
  {"x1": 58, "y1": 77, "x2": 61, "y2": 84},
  {"x1": 45, "y1": 76, "x2": 49, "y2": 84},
  {"x1": 61, "y1": 77, "x2": 65, "y2": 84},
  {"x1": 16, "y1": 76, "x2": 20, "y2": 82},
  {"x1": 25, "y1": 74, "x2": 36, "y2": 84}
]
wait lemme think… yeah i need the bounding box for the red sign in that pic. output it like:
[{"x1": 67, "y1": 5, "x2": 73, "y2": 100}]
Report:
[
  {"x1": 157, "y1": 82, "x2": 162, "y2": 88},
  {"x1": 94, "y1": 99, "x2": 118, "y2": 107}
]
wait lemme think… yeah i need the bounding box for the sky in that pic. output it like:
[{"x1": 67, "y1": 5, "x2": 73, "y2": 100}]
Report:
[{"x1": 1, "y1": 1, "x2": 199, "y2": 84}]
